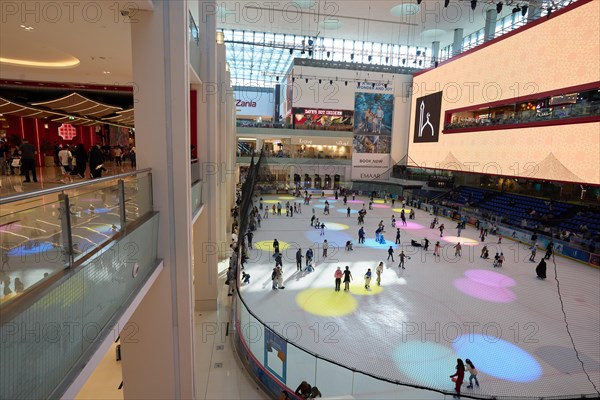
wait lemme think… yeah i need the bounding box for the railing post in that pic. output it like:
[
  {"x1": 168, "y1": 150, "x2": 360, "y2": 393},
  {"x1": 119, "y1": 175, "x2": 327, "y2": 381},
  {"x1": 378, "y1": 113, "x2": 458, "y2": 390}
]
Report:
[
  {"x1": 58, "y1": 193, "x2": 74, "y2": 267},
  {"x1": 118, "y1": 179, "x2": 127, "y2": 232}
]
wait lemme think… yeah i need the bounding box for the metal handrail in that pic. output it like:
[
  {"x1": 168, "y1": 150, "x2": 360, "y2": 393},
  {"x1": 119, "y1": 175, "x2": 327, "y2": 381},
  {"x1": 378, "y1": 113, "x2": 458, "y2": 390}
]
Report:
[{"x1": 0, "y1": 168, "x2": 152, "y2": 205}]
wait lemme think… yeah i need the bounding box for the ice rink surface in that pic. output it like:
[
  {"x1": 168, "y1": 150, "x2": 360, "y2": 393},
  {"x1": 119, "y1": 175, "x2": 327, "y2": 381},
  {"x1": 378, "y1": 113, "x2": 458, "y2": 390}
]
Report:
[{"x1": 239, "y1": 195, "x2": 600, "y2": 399}]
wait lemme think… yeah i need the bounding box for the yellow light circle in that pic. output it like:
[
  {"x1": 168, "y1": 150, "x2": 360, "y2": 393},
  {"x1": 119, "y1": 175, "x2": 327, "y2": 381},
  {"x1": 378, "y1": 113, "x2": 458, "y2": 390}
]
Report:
[
  {"x1": 296, "y1": 288, "x2": 358, "y2": 317},
  {"x1": 254, "y1": 240, "x2": 291, "y2": 251},
  {"x1": 278, "y1": 196, "x2": 296, "y2": 200},
  {"x1": 392, "y1": 208, "x2": 411, "y2": 213},
  {"x1": 263, "y1": 200, "x2": 279, "y2": 204},
  {"x1": 373, "y1": 199, "x2": 385, "y2": 204},
  {"x1": 347, "y1": 281, "x2": 384, "y2": 296}
]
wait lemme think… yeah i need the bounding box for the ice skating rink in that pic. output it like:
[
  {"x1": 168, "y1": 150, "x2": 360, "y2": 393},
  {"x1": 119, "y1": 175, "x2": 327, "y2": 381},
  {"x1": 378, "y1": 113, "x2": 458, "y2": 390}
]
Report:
[{"x1": 238, "y1": 195, "x2": 600, "y2": 399}]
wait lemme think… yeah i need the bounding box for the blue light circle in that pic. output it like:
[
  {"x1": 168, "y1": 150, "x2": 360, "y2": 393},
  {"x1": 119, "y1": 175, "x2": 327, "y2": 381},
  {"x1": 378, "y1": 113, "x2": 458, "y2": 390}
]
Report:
[
  {"x1": 336, "y1": 208, "x2": 359, "y2": 215},
  {"x1": 452, "y1": 334, "x2": 542, "y2": 382}
]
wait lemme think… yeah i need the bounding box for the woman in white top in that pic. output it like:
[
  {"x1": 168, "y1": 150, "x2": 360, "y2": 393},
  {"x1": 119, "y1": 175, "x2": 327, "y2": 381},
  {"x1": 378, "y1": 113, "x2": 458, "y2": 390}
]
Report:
[{"x1": 57, "y1": 145, "x2": 73, "y2": 183}]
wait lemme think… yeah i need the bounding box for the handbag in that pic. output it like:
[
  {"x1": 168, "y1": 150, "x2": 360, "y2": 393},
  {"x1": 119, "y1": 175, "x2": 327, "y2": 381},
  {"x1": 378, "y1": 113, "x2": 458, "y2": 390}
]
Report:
[{"x1": 11, "y1": 158, "x2": 21, "y2": 167}]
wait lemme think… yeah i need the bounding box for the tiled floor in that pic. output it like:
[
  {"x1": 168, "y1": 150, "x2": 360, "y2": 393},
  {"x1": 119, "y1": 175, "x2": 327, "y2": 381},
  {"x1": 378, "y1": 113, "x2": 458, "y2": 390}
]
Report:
[{"x1": 238, "y1": 195, "x2": 600, "y2": 399}]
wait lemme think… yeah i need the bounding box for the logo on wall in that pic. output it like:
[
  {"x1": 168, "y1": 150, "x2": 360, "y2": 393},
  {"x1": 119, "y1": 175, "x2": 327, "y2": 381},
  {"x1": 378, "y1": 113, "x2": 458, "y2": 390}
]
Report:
[
  {"x1": 58, "y1": 124, "x2": 77, "y2": 140},
  {"x1": 413, "y1": 91, "x2": 442, "y2": 143}
]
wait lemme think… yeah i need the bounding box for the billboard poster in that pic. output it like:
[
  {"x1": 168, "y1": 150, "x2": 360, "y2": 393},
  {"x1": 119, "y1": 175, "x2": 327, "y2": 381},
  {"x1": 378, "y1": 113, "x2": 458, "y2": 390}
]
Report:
[
  {"x1": 413, "y1": 91, "x2": 443, "y2": 143},
  {"x1": 292, "y1": 107, "x2": 353, "y2": 131},
  {"x1": 352, "y1": 92, "x2": 394, "y2": 180},
  {"x1": 264, "y1": 327, "x2": 287, "y2": 383}
]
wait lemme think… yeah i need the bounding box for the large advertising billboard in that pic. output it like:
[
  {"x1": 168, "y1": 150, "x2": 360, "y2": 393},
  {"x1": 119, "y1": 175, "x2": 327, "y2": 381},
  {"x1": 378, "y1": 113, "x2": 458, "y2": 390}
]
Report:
[
  {"x1": 352, "y1": 91, "x2": 394, "y2": 180},
  {"x1": 407, "y1": 0, "x2": 600, "y2": 184}
]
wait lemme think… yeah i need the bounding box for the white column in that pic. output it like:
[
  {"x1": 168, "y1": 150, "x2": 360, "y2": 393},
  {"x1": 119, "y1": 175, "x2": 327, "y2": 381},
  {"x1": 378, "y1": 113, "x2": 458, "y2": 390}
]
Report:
[
  {"x1": 452, "y1": 28, "x2": 463, "y2": 56},
  {"x1": 123, "y1": 1, "x2": 195, "y2": 399},
  {"x1": 194, "y1": 0, "x2": 219, "y2": 311},
  {"x1": 484, "y1": 9, "x2": 498, "y2": 42}
]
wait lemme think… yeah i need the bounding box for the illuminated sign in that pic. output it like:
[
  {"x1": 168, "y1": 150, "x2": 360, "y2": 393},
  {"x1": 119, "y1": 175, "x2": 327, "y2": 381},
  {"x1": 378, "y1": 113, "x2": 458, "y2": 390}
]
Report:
[{"x1": 58, "y1": 124, "x2": 77, "y2": 140}]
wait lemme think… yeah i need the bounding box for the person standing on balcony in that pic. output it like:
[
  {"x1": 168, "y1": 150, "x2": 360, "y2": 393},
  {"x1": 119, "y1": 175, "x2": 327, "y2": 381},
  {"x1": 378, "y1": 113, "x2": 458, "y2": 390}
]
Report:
[{"x1": 19, "y1": 139, "x2": 37, "y2": 183}]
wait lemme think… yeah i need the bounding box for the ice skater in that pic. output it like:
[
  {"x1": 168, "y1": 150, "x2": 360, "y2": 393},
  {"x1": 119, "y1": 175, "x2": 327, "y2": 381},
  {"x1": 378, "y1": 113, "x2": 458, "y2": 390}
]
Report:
[
  {"x1": 323, "y1": 240, "x2": 328, "y2": 257},
  {"x1": 465, "y1": 359, "x2": 479, "y2": 389},
  {"x1": 296, "y1": 248, "x2": 303, "y2": 271},
  {"x1": 449, "y1": 359, "x2": 465, "y2": 398},
  {"x1": 343, "y1": 266, "x2": 353, "y2": 291},
  {"x1": 334, "y1": 267, "x2": 343, "y2": 291},
  {"x1": 398, "y1": 251, "x2": 407, "y2": 269},
  {"x1": 439, "y1": 224, "x2": 445, "y2": 237},
  {"x1": 454, "y1": 242, "x2": 462, "y2": 257},
  {"x1": 434, "y1": 241, "x2": 441, "y2": 258},
  {"x1": 364, "y1": 268, "x2": 372, "y2": 289},
  {"x1": 529, "y1": 245, "x2": 537, "y2": 262},
  {"x1": 536, "y1": 259, "x2": 547, "y2": 279},
  {"x1": 376, "y1": 262, "x2": 384, "y2": 286},
  {"x1": 395, "y1": 228, "x2": 401, "y2": 244},
  {"x1": 387, "y1": 246, "x2": 394, "y2": 261}
]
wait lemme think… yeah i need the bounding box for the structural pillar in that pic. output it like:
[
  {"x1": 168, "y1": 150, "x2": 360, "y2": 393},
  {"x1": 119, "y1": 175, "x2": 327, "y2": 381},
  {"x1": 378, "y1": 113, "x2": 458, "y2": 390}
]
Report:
[
  {"x1": 431, "y1": 41, "x2": 440, "y2": 67},
  {"x1": 527, "y1": 0, "x2": 543, "y2": 22},
  {"x1": 123, "y1": 1, "x2": 195, "y2": 399},
  {"x1": 484, "y1": 9, "x2": 498, "y2": 42},
  {"x1": 452, "y1": 28, "x2": 463, "y2": 56}
]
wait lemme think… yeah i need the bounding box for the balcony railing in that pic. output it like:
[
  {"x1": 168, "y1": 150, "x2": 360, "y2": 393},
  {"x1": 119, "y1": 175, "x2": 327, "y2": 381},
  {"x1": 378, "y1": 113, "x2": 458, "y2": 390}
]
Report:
[{"x1": 0, "y1": 169, "x2": 160, "y2": 399}]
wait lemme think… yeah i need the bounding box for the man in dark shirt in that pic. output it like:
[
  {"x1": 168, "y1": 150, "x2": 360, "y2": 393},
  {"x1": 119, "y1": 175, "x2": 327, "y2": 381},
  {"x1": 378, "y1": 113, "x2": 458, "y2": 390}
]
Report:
[{"x1": 19, "y1": 139, "x2": 37, "y2": 182}]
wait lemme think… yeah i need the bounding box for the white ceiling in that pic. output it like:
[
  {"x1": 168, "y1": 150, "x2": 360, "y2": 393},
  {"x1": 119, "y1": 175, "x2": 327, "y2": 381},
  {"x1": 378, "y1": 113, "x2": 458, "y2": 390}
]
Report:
[
  {"x1": 0, "y1": 0, "x2": 152, "y2": 85},
  {"x1": 214, "y1": 0, "x2": 521, "y2": 49}
]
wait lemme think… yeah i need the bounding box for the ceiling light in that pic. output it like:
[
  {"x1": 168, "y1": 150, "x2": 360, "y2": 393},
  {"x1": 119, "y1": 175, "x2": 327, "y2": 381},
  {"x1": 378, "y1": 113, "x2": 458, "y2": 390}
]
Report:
[
  {"x1": 326, "y1": 51, "x2": 331, "y2": 58},
  {"x1": 512, "y1": 6, "x2": 520, "y2": 13},
  {"x1": 372, "y1": 83, "x2": 376, "y2": 88},
  {"x1": 444, "y1": 0, "x2": 450, "y2": 7},
  {"x1": 19, "y1": 24, "x2": 34, "y2": 31},
  {"x1": 521, "y1": 5, "x2": 528, "y2": 16},
  {"x1": 368, "y1": 55, "x2": 372, "y2": 62},
  {"x1": 329, "y1": 80, "x2": 333, "y2": 85},
  {"x1": 319, "y1": 79, "x2": 322, "y2": 84},
  {"x1": 471, "y1": 0, "x2": 477, "y2": 10},
  {"x1": 417, "y1": 0, "x2": 422, "y2": 4},
  {"x1": 289, "y1": 48, "x2": 293, "y2": 55},
  {"x1": 345, "y1": 81, "x2": 348, "y2": 86},
  {"x1": 276, "y1": 76, "x2": 279, "y2": 81},
  {"x1": 292, "y1": 77, "x2": 295, "y2": 82},
  {"x1": 350, "y1": 54, "x2": 354, "y2": 60},
  {"x1": 305, "y1": 78, "x2": 309, "y2": 83},
  {"x1": 402, "y1": 59, "x2": 406, "y2": 64},
  {"x1": 385, "y1": 56, "x2": 389, "y2": 63},
  {"x1": 102, "y1": 71, "x2": 111, "y2": 74},
  {"x1": 0, "y1": 56, "x2": 80, "y2": 68},
  {"x1": 496, "y1": 2, "x2": 503, "y2": 13}
]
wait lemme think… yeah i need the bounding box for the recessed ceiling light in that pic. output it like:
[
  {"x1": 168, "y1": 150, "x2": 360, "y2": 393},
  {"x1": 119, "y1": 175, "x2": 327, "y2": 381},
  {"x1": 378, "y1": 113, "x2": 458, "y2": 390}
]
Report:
[
  {"x1": 19, "y1": 25, "x2": 34, "y2": 31},
  {"x1": 103, "y1": 71, "x2": 111, "y2": 74}
]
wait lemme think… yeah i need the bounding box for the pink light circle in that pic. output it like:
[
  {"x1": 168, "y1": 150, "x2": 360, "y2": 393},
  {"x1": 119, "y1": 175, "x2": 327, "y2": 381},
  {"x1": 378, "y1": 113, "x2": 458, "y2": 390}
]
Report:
[
  {"x1": 454, "y1": 277, "x2": 516, "y2": 303},
  {"x1": 464, "y1": 269, "x2": 516, "y2": 288},
  {"x1": 372, "y1": 204, "x2": 391, "y2": 209},
  {"x1": 396, "y1": 221, "x2": 424, "y2": 230},
  {"x1": 347, "y1": 200, "x2": 364, "y2": 204}
]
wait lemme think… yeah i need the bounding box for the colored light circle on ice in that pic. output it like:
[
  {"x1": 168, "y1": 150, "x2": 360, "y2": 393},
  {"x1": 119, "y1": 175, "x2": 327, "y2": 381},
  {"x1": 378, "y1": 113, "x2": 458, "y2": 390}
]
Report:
[
  {"x1": 263, "y1": 200, "x2": 279, "y2": 204},
  {"x1": 254, "y1": 240, "x2": 291, "y2": 251},
  {"x1": 373, "y1": 199, "x2": 385, "y2": 204},
  {"x1": 318, "y1": 222, "x2": 349, "y2": 231},
  {"x1": 392, "y1": 208, "x2": 411, "y2": 213},
  {"x1": 360, "y1": 238, "x2": 398, "y2": 249},
  {"x1": 464, "y1": 269, "x2": 516, "y2": 288},
  {"x1": 442, "y1": 236, "x2": 479, "y2": 245},
  {"x1": 296, "y1": 288, "x2": 358, "y2": 316},
  {"x1": 319, "y1": 199, "x2": 337, "y2": 203},
  {"x1": 372, "y1": 204, "x2": 391, "y2": 209},
  {"x1": 347, "y1": 200, "x2": 363, "y2": 204},
  {"x1": 278, "y1": 196, "x2": 296, "y2": 200},
  {"x1": 393, "y1": 341, "x2": 458, "y2": 388},
  {"x1": 454, "y1": 278, "x2": 516, "y2": 303},
  {"x1": 336, "y1": 208, "x2": 359, "y2": 215},
  {"x1": 395, "y1": 221, "x2": 425, "y2": 230},
  {"x1": 453, "y1": 334, "x2": 542, "y2": 382}
]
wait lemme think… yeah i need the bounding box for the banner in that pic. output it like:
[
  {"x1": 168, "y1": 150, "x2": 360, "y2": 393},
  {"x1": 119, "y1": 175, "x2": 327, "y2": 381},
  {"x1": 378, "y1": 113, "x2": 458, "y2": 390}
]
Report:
[
  {"x1": 351, "y1": 92, "x2": 394, "y2": 180},
  {"x1": 413, "y1": 91, "x2": 443, "y2": 143},
  {"x1": 290, "y1": 136, "x2": 352, "y2": 146},
  {"x1": 292, "y1": 107, "x2": 353, "y2": 131}
]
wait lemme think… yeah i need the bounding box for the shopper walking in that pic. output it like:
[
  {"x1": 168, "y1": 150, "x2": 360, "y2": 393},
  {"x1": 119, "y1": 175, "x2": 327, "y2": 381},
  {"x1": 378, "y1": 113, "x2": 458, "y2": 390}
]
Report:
[
  {"x1": 342, "y1": 266, "x2": 353, "y2": 291},
  {"x1": 19, "y1": 139, "x2": 37, "y2": 182}
]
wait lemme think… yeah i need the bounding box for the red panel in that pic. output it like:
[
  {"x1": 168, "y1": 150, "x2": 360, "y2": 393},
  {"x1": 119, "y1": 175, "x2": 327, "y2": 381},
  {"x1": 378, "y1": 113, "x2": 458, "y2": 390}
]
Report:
[
  {"x1": 414, "y1": 0, "x2": 594, "y2": 77},
  {"x1": 443, "y1": 116, "x2": 600, "y2": 134}
]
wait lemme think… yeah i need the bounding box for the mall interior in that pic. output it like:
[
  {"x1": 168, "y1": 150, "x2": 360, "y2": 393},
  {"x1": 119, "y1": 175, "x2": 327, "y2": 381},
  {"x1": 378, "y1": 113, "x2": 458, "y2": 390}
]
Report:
[{"x1": 0, "y1": 0, "x2": 599, "y2": 399}]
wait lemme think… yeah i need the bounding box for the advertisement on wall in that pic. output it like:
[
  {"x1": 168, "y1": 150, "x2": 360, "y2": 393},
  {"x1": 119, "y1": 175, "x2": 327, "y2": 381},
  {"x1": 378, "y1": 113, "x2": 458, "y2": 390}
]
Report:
[
  {"x1": 234, "y1": 89, "x2": 275, "y2": 118},
  {"x1": 352, "y1": 92, "x2": 394, "y2": 180},
  {"x1": 292, "y1": 107, "x2": 353, "y2": 131},
  {"x1": 413, "y1": 91, "x2": 443, "y2": 143},
  {"x1": 264, "y1": 327, "x2": 286, "y2": 383}
]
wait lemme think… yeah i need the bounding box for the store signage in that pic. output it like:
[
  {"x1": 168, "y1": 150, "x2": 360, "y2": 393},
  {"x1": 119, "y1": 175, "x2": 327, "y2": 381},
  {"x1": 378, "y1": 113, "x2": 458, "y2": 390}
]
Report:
[
  {"x1": 549, "y1": 93, "x2": 577, "y2": 106},
  {"x1": 58, "y1": 124, "x2": 77, "y2": 140},
  {"x1": 303, "y1": 109, "x2": 343, "y2": 116},
  {"x1": 236, "y1": 99, "x2": 257, "y2": 107},
  {"x1": 413, "y1": 91, "x2": 443, "y2": 143},
  {"x1": 291, "y1": 136, "x2": 352, "y2": 146}
]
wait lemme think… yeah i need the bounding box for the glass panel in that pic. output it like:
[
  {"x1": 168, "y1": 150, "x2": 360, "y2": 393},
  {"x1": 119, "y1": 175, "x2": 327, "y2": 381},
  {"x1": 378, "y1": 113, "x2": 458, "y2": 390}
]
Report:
[
  {"x1": 124, "y1": 174, "x2": 152, "y2": 223},
  {"x1": 68, "y1": 183, "x2": 123, "y2": 263},
  {"x1": 192, "y1": 180, "x2": 202, "y2": 216},
  {"x1": 352, "y1": 373, "x2": 404, "y2": 399},
  {"x1": 286, "y1": 344, "x2": 317, "y2": 390},
  {"x1": 0, "y1": 199, "x2": 66, "y2": 301},
  {"x1": 314, "y1": 358, "x2": 354, "y2": 396},
  {"x1": 249, "y1": 313, "x2": 265, "y2": 364}
]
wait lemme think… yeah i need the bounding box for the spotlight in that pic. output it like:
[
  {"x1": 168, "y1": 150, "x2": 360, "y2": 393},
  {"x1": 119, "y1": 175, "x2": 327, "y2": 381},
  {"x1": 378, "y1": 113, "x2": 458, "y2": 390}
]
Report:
[
  {"x1": 292, "y1": 77, "x2": 295, "y2": 82},
  {"x1": 301, "y1": 50, "x2": 305, "y2": 54},
  {"x1": 521, "y1": 5, "x2": 528, "y2": 16},
  {"x1": 547, "y1": 6, "x2": 552, "y2": 16},
  {"x1": 372, "y1": 83, "x2": 375, "y2": 88},
  {"x1": 289, "y1": 48, "x2": 293, "y2": 55},
  {"x1": 345, "y1": 81, "x2": 348, "y2": 86},
  {"x1": 384, "y1": 83, "x2": 388, "y2": 88},
  {"x1": 368, "y1": 55, "x2": 372, "y2": 62},
  {"x1": 402, "y1": 58, "x2": 406, "y2": 64},
  {"x1": 417, "y1": 0, "x2": 422, "y2": 4},
  {"x1": 512, "y1": 6, "x2": 520, "y2": 13},
  {"x1": 418, "y1": 60, "x2": 422, "y2": 66},
  {"x1": 350, "y1": 53, "x2": 354, "y2": 60},
  {"x1": 496, "y1": 2, "x2": 503, "y2": 13},
  {"x1": 276, "y1": 76, "x2": 279, "y2": 81},
  {"x1": 385, "y1": 56, "x2": 389, "y2": 63},
  {"x1": 319, "y1": 79, "x2": 322, "y2": 84},
  {"x1": 308, "y1": 50, "x2": 313, "y2": 56},
  {"x1": 471, "y1": 0, "x2": 477, "y2": 10},
  {"x1": 329, "y1": 80, "x2": 333, "y2": 85},
  {"x1": 416, "y1": 50, "x2": 421, "y2": 56},
  {"x1": 327, "y1": 51, "x2": 331, "y2": 58},
  {"x1": 306, "y1": 78, "x2": 309, "y2": 83},
  {"x1": 444, "y1": 0, "x2": 449, "y2": 7}
]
